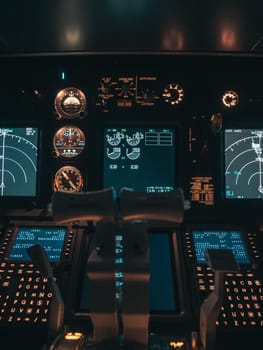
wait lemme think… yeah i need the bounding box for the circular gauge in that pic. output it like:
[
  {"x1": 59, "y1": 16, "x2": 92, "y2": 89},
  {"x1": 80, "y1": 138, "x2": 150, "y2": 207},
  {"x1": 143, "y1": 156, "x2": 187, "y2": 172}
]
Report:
[
  {"x1": 107, "y1": 147, "x2": 121, "y2": 160},
  {"x1": 222, "y1": 90, "x2": 239, "y2": 108},
  {"x1": 53, "y1": 126, "x2": 85, "y2": 158},
  {"x1": 54, "y1": 166, "x2": 84, "y2": 192},
  {"x1": 54, "y1": 87, "x2": 87, "y2": 119},
  {"x1": 126, "y1": 132, "x2": 143, "y2": 146},
  {"x1": 126, "y1": 147, "x2": 140, "y2": 160},
  {"x1": 162, "y1": 83, "x2": 184, "y2": 105},
  {"x1": 106, "y1": 131, "x2": 124, "y2": 146}
]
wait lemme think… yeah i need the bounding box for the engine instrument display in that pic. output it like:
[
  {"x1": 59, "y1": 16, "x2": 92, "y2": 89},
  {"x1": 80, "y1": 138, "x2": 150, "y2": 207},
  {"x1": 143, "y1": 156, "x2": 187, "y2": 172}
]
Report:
[
  {"x1": 0, "y1": 127, "x2": 39, "y2": 197},
  {"x1": 103, "y1": 126, "x2": 176, "y2": 196},
  {"x1": 53, "y1": 126, "x2": 85, "y2": 158},
  {"x1": 54, "y1": 166, "x2": 84, "y2": 192},
  {"x1": 224, "y1": 128, "x2": 263, "y2": 199}
]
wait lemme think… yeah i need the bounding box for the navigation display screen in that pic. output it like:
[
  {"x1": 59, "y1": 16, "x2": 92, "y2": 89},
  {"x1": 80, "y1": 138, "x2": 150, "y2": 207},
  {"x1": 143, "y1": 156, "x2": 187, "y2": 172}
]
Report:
[
  {"x1": 9, "y1": 226, "x2": 67, "y2": 262},
  {"x1": 192, "y1": 230, "x2": 250, "y2": 264},
  {"x1": 224, "y1": 128, "x2": 263, "y2": 199},
  {"x1": 103, "y1": 127, "x2": 176, "y2": 197},
  {"x1": 0, "y1": 127, "x2": 39, "y2": 197}
]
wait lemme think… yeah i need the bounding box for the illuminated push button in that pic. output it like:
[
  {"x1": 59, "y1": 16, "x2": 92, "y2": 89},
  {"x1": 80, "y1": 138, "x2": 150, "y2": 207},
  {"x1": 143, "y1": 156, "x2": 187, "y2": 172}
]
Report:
[
  {"x1": 64, "y1": 332, "x2": 84, "y2": 340},
  {"x1": 50, "y1": 331, "x2": 87, "y2": 349},
  {"x1": 169, "y1": 340, "x2": 185, "y2": 349}
]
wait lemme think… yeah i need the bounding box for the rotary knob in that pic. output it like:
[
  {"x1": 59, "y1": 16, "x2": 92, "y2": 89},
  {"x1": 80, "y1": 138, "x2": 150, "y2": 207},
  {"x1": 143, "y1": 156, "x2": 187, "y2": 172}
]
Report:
[{"x1": 162, "y1": 83, "x2": 184, "y2": 105}]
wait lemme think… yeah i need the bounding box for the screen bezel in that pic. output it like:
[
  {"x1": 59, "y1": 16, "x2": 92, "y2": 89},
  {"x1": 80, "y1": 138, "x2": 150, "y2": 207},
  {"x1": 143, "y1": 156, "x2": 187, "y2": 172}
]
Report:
[
  {"x1": 217, "y1": 123, "x2": 263, "y2": 220},
  {"x1": 223, "y1": 127, "x2": 263, "y2": 200},
  {"x1": 6, "y1": 225, "x2": 68, "y2": 263},
  {"x1": 188, "y1": 224, "x2": 252, "y2": 267},
  {"x1": 71, "y1": 228, "x2": 188, "y2": 321},
  {"x1": 0, "y1": 122, "x2": 43, "y2": 209},
  {"x1": 100, "y1": 121, "x2": 182, "y2": 198}
]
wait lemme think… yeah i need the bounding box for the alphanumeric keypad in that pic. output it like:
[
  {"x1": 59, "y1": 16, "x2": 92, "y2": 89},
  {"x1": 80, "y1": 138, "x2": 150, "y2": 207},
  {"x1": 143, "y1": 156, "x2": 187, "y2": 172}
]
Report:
[
  {"x1": 196, "y1": 265, "x2": 263, "y2": 328},
  {"x1": 0, "y1": 261, "x2": 52, "y2": 326}
]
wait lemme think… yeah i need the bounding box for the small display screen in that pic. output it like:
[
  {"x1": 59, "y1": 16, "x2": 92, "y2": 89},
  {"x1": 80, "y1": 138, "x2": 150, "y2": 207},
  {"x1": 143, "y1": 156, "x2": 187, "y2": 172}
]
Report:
[
  {"x1": 192, "y1": 230, "x2": 250, "y2": 264},
  {"x1": 224, "y1": 128, "x2": 263, "y2": 199},
  {"x1": 79, "y1": 233, "x2": 178, "y2": 313},
  {"x1": 0, "y1": 127, "x2": 39, "y2": 197},
  {"x1": 103, "y1": 127, "x2": 176, "y2": 196},
  {"x1": 9, "y1": 226, "x2": 67, "y2": 262},
  {"x1": 148, "y1": 233, "x2": 177, "y2": 312}
]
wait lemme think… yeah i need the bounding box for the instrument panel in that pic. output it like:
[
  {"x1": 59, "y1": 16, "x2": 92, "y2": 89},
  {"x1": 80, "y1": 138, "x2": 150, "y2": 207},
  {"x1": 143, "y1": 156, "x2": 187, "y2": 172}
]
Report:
[
  {"x1": 0, "y1": 52, "x2": 263, "y2": 349},
  {"x1": 0, "y1": 52, "x2": 263, "y2": 224}
]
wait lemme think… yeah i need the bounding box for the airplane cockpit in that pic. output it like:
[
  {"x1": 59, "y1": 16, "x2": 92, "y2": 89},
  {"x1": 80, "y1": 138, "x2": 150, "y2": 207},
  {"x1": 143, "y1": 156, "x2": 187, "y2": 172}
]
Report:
[{"x1": 0, "y1": 2, "x2": 263, "y2": 349}]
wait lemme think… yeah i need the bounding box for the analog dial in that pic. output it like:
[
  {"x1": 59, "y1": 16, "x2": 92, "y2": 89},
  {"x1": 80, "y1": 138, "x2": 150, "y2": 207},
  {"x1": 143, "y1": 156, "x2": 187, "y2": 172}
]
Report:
[
  {"x1": 53, "y1": 126, "x2": 85, "y2": 158},
  {"x1": 54, "y1": 166, "x2": 84, "y2": 192},
  {"x1": 54, "y1": 87, "x2": 87, "y2": 119}
]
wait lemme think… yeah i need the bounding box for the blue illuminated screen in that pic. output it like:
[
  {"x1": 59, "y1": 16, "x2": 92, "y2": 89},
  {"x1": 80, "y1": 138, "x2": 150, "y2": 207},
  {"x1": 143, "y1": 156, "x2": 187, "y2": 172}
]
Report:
[
  {"x1": 149, "y1": 233, "x2": 176, "y2": 312},
  {"x1": 80, "y1": 233, "x2": 178, "y2": 312},
  {"x1": 9, "y1": 227, "x2": 66, "y2": 262},
  {"x1": 192, "y1": 230, "x2": 250, "y2": 264},
  {"x1": 0, "y1": 127, "x2": 39, "y2": 197},
  {"x1": 103, "y1": 127, "x2": 175, "y2": 196},
  {"x1": 224, "y1": 128, "x2": 263, "y2": 199}
]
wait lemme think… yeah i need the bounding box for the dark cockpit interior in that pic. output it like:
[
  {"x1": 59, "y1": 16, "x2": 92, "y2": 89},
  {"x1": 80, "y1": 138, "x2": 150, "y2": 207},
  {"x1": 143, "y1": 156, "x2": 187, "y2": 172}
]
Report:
[{"x1": 1, "y1": 1, "x2": 263, "y2": 349}]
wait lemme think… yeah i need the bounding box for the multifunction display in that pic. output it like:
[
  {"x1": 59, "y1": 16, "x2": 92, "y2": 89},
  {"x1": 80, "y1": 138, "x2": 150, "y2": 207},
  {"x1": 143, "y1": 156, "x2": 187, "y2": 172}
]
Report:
[
  {"x1": 103, "y1": 127, "x2": 176, "y2": 196},
  {"x1": 192, "y1": 230, "x2": 250, "y2": 264},
  {"x1": 9, "y1": 226, "x2": 67, "y2": 261},
  {"x1": 224, "y1": 129, "x2": 263, "y2": 199},
  {"x1": 0, "y1": 127, "x2": 39, "y2": 197}
]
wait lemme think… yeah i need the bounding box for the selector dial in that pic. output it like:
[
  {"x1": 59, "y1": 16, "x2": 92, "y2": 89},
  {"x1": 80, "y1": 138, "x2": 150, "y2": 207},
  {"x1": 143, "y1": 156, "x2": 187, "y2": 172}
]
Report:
[
  {"x1": 222, "y1": 90, "x2": 239, "y2": 108},
  {"x1": 54, "y1": 87, "x2": 87, "y2": 119},
  {"x1": 162, "y1": 83, "x2": 184, "y2": 105}
]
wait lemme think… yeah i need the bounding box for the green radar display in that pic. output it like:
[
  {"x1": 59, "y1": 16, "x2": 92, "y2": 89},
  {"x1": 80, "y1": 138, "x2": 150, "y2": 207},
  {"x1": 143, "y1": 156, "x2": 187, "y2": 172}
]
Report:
[
  {"x1": 0, "y1": 127, "x2": 39, "y2": 197},
  {"x1": 224, "y1": 129, "x2": 263, "y2": 199}
]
